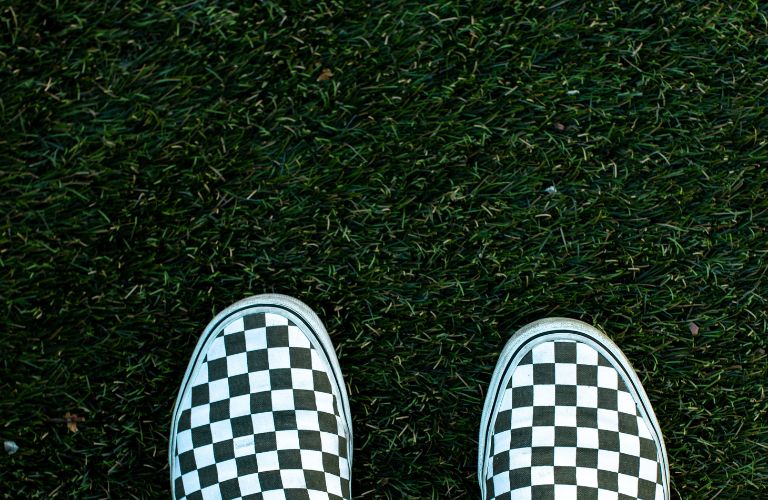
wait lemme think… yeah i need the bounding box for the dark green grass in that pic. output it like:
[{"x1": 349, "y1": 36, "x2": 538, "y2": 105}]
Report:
[{"x1": 2, "y1": 0, "x2": 767, "y2": 497}]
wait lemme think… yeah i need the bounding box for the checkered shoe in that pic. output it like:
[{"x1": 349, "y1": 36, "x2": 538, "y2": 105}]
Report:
[
  {"x1": 479, "y1": 318, "x2": 670, "y2": 499},
  {"x1": 169, "y1": 294, "x2": 353, "y2": 500}
]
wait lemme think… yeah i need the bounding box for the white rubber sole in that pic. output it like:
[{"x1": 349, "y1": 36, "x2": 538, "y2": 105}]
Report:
[
  {"x1": 168, "y1": 294, "x2": 353, "y2": 497},
  {"x1": 477, "y1": 317, "x2": 669, "y2": 499}
]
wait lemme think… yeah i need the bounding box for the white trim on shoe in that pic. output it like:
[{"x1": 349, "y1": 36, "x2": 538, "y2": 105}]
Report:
[
  {"x1": 168, "y1": 293, "x2": 353, "y2": 498},
  {"x1": 477, "y1": 317, "x2": 669, "y2": 499}
]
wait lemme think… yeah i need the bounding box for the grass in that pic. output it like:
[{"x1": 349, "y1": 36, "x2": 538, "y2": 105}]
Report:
[{"x1": 1, "y1": 0, "x2": 767, "y2": 497}]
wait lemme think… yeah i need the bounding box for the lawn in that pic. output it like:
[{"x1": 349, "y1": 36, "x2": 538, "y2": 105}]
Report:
[{"x1": 1, "y1": 0, "x2": 767, "y2": 497}]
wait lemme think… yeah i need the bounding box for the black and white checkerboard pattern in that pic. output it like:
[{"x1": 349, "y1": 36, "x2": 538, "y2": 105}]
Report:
[
  {"x1": 172, "y1": 312, "x2": 350, "y2": 500},
  {"x1": 485, "y1": 341, "x2": 663, "y2": 499}
]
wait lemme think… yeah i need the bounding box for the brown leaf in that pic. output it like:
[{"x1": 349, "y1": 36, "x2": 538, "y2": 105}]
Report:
[
  {"x1": 688, "y1": 322, "x2": 699, "y2": 336},
  {"x1": 317, "y1": 68, "x2": 334, "y2": 82},
  {"x1": 63, "y1": 412, "x2": 85, "y2": 433},
  {"x1": 554, "y1": 123, "x2": 566, "y2": 131}
]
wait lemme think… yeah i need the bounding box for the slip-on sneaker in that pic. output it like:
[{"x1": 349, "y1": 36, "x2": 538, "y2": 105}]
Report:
[
  {"x1": 478, "y1": 318, "x2": 669, "y2": 499},
  {"x1": 169, "y1": 294, "x2": 353, "y2": 500}
]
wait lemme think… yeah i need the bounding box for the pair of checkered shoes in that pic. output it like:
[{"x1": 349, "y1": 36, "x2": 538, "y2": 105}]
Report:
[{"x1": 170, "y1": 295, "x2": 669, "y2": 499}]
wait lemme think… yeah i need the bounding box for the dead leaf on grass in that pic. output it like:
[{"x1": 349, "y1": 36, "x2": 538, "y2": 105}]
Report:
[
  {"x1": 50, "y1": 412, "x2": 86, "y2": 433},
  {"x1": 317, "y1": 68, "x2": 334, "y2": 82}
]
